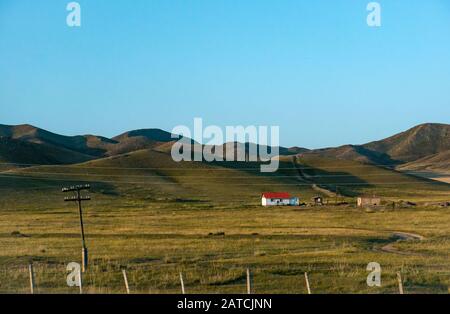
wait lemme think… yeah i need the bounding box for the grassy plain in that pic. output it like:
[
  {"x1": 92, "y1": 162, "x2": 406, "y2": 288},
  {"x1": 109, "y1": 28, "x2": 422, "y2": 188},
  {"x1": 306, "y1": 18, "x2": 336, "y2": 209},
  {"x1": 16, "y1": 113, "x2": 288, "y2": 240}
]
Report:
[{"x1": 0, "y1": 150, "x2": 449, "y2": 294}]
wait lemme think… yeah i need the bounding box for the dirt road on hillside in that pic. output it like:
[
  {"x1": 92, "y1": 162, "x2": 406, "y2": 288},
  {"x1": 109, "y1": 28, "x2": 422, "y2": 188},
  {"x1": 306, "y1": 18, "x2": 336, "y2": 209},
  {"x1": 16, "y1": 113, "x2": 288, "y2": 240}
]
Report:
[{"x1": 378, "y1": 232, "x2": 425, "y2": 256}]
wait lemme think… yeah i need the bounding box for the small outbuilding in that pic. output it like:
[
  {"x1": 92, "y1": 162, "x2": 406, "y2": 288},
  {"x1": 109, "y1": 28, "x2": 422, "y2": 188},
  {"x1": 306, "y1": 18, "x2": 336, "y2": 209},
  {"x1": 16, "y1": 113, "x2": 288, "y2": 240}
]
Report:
[
  {"x1": 262, "y1": 192, "x2": 299, "y2": 206},
  {"x1": 357, "y1": 196, "x2": 381, "y2": 207},
  {"x1": 313, "y1": 196, "x2": 324, "y2": 206}
]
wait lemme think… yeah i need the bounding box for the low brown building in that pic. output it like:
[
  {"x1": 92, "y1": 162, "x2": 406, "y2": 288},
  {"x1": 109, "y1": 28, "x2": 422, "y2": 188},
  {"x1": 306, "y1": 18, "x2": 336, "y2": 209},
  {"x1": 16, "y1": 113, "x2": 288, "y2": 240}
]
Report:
[{"x1": 357, "y1": 196, "x2": 381, "y2": 207}]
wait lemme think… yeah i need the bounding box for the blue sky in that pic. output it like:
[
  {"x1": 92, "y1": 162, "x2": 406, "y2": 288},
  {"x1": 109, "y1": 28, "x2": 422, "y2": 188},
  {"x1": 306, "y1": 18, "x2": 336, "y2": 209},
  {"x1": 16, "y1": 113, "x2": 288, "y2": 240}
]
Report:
[{"x1": 1, "y1": 0, "x2": 449, "y2": 148}]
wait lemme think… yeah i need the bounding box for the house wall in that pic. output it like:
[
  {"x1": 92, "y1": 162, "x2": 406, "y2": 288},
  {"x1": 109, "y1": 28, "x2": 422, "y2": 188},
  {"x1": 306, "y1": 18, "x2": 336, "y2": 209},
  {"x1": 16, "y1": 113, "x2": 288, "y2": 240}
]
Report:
[
  {"x1": 357, "y1": 197, "x2": 381, "y2": 207},
  {"x1": 290, "y1": 197, "x2": 300, "y2": 206},
  {"x1": 262, "y1": 197, "x2": 290, "y2": 206}
]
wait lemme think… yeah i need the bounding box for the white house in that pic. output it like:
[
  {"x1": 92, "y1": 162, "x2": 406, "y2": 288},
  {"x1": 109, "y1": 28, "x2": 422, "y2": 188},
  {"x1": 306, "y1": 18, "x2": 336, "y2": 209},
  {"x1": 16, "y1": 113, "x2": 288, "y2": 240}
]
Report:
[{"x1": 261, "y1": 192, "x2": 299, "y2": 206}]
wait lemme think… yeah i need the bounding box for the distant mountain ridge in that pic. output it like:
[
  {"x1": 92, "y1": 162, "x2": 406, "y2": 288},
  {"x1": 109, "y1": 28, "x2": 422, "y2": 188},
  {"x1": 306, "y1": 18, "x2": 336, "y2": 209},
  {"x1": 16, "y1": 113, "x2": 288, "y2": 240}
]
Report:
[
  {"x1": 304, "y1": 123, "x2": 450, "y2": 167},
  {"x1": 363, "y1": 123, "x2": 450, "y2": 162},
  {"x1": 0, "y1": 124, "x2": 112, "y2": 157},
  {"x1": 0, "y1": 124, "x2": 306, "y2": 170},
  {"x1": 0, "y1": 123, "x2": 448, "y2": 172},
  {"x1": 0, "y1": 124, "x2": 179, "y2": 167}
]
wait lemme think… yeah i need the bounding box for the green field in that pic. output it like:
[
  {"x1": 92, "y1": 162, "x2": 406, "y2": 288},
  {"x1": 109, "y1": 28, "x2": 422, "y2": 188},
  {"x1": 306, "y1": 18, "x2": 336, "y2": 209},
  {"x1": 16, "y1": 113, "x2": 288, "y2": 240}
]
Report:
[{"x1": 0, "y1": 149, "x2": 449, "y2": 294}]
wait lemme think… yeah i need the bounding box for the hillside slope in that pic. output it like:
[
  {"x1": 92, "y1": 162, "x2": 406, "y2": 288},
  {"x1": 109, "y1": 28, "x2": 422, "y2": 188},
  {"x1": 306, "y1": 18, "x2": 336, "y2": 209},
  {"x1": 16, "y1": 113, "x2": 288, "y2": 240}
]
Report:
[
  {"x1": 0, "y1": 124, "x2": 310, "y2": 169},
  {"x1": 0, "y1": 124, "x2": 183, "y2": 166},
  {"x1": 281, "y1": 154, "x2": 450, "y2": 200},
  {"x1": 0, "y1": 124, "x2": 113, "y2": 157},
  {"x1": 305, "y1": 123, "x2": 450, "y2": 166},
  {"x1": 107, "y1": 129, "x2": 181, "y2": 156},
  {"x1": 1, "y1": 122, "x2": 449, "y2": 190},
  {"x1": 0, "y1": 137, "x2": 95, "y2": 171},
  {"x1": 397, "y1": 150, "x2": 450, "y2": 173},
  {"x1": 363, "y1": 123, "x2": 450, "y2": 163},
  {"x1": 5, "y1": 148, "x2": 317, "y2": 205},
  {"x1": 305, "y1": 145, "x2": 397, "y2": 165},
  {"x1": 5, "y1": 145, "x2": 449, "y2": 204}
]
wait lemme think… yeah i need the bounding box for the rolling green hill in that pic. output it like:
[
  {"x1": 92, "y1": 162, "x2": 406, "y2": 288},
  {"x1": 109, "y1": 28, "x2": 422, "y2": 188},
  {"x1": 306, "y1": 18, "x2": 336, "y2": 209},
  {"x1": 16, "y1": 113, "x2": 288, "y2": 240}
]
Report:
[
  {"x1": 3, "y1": 148, "x2": 316, "y2": 206},
  {"x1": 3, "y1": 145, "x2": 449, "y2": 206}
]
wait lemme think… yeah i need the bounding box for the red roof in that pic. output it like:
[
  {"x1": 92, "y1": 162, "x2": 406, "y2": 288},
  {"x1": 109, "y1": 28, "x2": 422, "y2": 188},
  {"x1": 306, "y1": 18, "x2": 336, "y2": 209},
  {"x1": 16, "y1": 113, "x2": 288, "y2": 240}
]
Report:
[{"x1": 262, "y1": 192, "x2": 291, "y2": 199}]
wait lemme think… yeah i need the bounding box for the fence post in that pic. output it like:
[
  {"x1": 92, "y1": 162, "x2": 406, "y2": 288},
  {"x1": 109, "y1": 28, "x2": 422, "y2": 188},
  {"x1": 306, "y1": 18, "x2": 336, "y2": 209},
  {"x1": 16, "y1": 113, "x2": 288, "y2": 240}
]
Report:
[
  {"x1": 246, "y1": 268, "x2": 252, "y2": 294},
  {"x1": 304, "y1": 272, "x2": 311, "y2": 294},
  {"x1": 397, "y1": 272, "x2": 404, "y2": 294},
  {"x1": 180, "y1": 272, "x2": 185, "y2": 294},
  {"x1": 122, "y1": 269, "x2": 130, "y2": 294},
  {"x1": 28, "y1": 264, "x2": 35, "y2": 294},
  {"x1": 78, "y1": 268, "x2": 83, "y2": 294}
]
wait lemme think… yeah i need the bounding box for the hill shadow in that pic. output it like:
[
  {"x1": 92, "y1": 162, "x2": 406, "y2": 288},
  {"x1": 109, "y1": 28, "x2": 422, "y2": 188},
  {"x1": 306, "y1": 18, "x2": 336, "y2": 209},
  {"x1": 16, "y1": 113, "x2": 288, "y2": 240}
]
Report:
[
  {"x1": 291, "y1": 157, "x2": 373, "y2": 197},
  {"x1": 200, "y1": 156, "x2": 372, "y2": 197}
]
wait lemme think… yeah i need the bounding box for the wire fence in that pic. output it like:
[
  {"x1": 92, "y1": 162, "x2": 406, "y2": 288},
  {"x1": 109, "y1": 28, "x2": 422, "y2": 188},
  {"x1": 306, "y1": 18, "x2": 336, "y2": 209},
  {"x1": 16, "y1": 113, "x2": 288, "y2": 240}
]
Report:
[{"x1": 4, "y1": 263, "x2": 449, "y2": 295}]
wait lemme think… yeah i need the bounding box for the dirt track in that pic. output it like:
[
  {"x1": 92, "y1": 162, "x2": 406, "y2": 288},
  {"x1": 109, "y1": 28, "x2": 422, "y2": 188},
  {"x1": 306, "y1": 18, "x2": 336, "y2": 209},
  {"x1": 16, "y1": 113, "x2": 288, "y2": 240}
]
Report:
[
  {"x1": 379, "y1": 232, "x2": 425, "y2": 256},
  {"x1": 291, "y1": 156, "x2": 337, "y2": 197}
]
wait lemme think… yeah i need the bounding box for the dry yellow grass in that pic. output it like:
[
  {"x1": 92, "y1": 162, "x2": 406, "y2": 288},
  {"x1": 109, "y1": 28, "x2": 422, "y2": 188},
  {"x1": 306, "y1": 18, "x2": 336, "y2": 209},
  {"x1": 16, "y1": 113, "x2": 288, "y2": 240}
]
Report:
[{"x1": 0, "y1": 151, "x2": 448, "y2": 294}]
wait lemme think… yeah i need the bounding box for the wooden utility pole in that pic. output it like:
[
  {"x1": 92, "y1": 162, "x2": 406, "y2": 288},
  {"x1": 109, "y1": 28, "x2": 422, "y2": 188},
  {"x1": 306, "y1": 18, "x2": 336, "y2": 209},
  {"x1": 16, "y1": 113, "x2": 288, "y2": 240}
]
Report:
[
  {"x1": 63, "y1": 184, "x2": 91, "y2": 273},
  {"x1": 28, "y1": 264, "x2": 35, "y2": 294},
  {"x1": 246, "y1": 268, "x2": 252, "y2": 294},
  {"x1": 304, "y1": 272, "x2": 311, "y2": 294}
]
